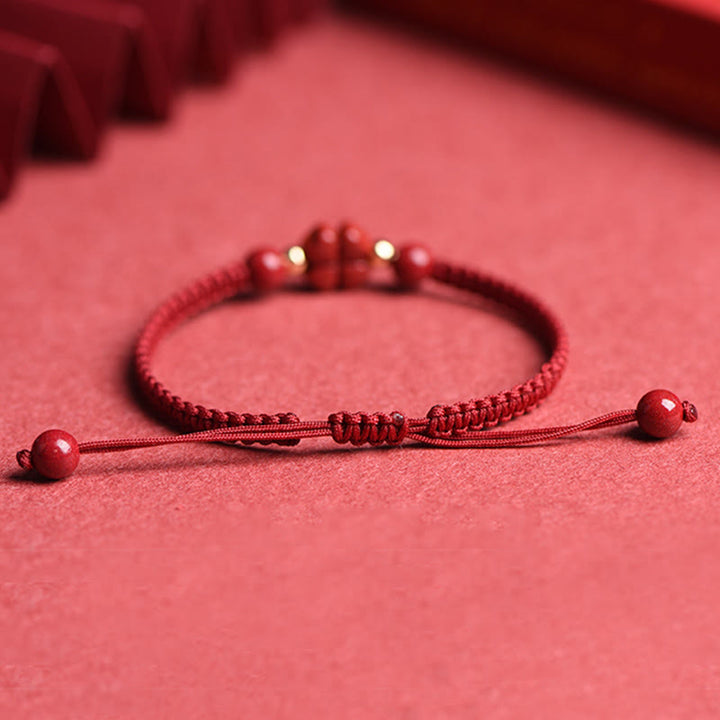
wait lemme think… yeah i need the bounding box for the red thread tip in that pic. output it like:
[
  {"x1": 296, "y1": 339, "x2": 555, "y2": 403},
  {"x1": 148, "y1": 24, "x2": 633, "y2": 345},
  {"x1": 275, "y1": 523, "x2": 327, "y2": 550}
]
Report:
[
  {"x1": 682, "y1": 401, "x2": 698, "y2": 423},
  {"x1": 16, "y1": 449, "x2": 32, "y2": 470}
]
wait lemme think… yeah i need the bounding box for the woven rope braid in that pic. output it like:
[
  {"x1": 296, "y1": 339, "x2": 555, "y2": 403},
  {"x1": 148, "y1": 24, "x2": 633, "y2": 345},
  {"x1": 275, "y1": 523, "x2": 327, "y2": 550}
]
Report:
[
  {"x1": 132, "y1": 260, "x2": 302, "y2": 445},
  {"x1": 425, "y1": 261, "x2": 568, "y2": 437}
]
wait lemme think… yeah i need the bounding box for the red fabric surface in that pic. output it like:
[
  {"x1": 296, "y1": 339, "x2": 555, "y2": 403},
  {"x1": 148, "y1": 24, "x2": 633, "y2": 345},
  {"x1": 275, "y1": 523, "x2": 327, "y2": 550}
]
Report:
[{"x1": 2, "y1": 13, "x2": 720, "y2": 717}]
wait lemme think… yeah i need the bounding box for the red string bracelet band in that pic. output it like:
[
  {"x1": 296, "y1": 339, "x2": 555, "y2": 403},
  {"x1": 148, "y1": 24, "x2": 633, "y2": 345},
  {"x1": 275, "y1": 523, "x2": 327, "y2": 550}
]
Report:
[{"x1": 16, "y1": 222, "x2": 698, "y2": 480}]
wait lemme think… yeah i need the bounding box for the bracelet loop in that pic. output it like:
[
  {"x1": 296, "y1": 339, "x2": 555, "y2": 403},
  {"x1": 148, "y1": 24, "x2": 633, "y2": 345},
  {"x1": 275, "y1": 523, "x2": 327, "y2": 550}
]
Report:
[{"x1": 133, "y1": 222, "x2": 568, "y2": 446}]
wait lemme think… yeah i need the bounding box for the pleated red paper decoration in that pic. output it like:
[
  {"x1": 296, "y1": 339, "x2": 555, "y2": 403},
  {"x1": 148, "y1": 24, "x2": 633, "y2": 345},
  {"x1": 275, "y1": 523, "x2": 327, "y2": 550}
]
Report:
[
  {"x1": 346, "y1": 0, "x2": 720, "y2": 136},
  {"x1": 0, "y1": 0, "x2": 327, "y2": 199}
]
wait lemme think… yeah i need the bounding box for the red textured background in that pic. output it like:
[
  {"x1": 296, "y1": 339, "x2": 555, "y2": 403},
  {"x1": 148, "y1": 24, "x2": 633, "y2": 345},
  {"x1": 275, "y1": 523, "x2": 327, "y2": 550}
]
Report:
[{"x1": 2, "y1": 13, "x2": 720, "y2": 717}]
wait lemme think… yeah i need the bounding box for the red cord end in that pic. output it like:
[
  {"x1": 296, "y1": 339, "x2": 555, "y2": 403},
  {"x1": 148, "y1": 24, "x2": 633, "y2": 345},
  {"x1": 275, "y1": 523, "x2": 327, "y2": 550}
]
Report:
[
  {"x1": 19, "y1": 429, "x2": 80, "y2": 480},
  {"x1": 636, "y1": 390, "x2": 695, "y2": 439},
  {"x1": 682, "y1": 401, "x2": 698, "y2": 424}
]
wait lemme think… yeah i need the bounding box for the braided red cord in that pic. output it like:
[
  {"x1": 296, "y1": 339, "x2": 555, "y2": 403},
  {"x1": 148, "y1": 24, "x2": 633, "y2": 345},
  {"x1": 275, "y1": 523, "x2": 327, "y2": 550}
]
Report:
[
  {"x1": 131, "y1": 256, "x2": 569, "y2": 447},
  {"x1": 423, "y1": 261, "x2": 569, "y2": 436},
  {"x1": 132, "y1": 260, "x2": 303, "y2": 445}
]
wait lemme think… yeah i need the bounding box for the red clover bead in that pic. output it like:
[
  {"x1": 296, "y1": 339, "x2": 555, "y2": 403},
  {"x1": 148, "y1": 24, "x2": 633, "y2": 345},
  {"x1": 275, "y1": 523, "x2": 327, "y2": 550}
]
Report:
[
  {"x1": 307, "y1": 264, "x2": 339, "y2": 291},
  {"x1": 394, "y1": 244, "x2": 433, "y2": 288},
  {"x1": 303, "y1": 223, "x2": 340, "y2": 264},
  {"x1": 636, "y1": 389, "x2": 684, "y2": 439},
  {"x1": 339, "y1": 222, "x2": 373, "y2": 261},
  {"x1": 341, "y1": 260, "x2": 370, "y2": 289},
  {"x1": 246, "y1": 248, "x2": 287, "y2": 292},
  {"x1": 30, "y1": 429, "x2": 80, "y2": 480}
]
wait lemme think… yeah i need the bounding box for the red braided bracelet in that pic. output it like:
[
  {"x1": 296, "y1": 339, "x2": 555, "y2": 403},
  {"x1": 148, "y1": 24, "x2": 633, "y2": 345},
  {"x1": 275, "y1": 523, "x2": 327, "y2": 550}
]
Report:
[{"x1": 16, "y1": 222, "x2": 698, "y2": 480}]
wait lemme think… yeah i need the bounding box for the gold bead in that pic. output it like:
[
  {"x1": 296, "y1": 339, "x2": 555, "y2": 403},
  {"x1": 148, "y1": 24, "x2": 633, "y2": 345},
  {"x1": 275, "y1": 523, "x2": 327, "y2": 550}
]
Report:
[
  {"x1": 373, "y1": 239, "x2": 396, "y2": 262},
  {"x1": 285, "y1": 245, "x2": 307, "y2": 274}
]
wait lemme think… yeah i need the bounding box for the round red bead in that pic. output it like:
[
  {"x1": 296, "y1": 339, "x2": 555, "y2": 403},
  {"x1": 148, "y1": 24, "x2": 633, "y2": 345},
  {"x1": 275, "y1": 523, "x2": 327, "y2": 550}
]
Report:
[
  {"x1": 30, "y1": 429, "x2": 80, "y2": 480},
  {"x1": 303, "y1": 224, "x2": 339, "y2": 264},
  {"x1": 246, "y1": 248, "x2": 287, "y2": 292},
  {"x1": 636, "y1": 389, "x2": 684, "y2": 439},
  {"x1": 339, "y1": 222, "x2": 372, "y2": 261},
  {"x1": 394, "y1": 244, "x2": 433, "y2": 288}
]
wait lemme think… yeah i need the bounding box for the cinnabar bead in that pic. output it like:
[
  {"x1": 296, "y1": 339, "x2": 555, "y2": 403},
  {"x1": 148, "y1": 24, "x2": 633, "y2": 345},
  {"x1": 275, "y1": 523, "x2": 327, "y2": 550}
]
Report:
[
  {"x1": 246, "y1": 248, "x2": 287, "y2": 292},
  {"x1": 307, "y1": 264, "x2": 339, "y2": 291},
  {"x1": 30, "y1": 429, "x2": 80, "y2": 480},
  {"x1": 636, "y1": 389, "x2": 684, "y2": 439},
  {"x1": 394, "y1": 244, "x2": 433, "y2": 288},
  {"x1": 303, "y1": 224, "x2": 340, "y2": 264},
  {"x1": 341, "y1": 259, "x2": 370, "y2": 289},
  {"x1": 339, "y1": 222, "x2": 372, "y2": 261}
]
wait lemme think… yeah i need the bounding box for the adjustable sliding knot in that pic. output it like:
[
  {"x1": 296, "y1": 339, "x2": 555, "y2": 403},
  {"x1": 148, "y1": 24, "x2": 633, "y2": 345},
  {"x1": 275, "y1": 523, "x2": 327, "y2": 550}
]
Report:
[{"x1": 329, "y1": 411, "x2": 408, "y2": 446}]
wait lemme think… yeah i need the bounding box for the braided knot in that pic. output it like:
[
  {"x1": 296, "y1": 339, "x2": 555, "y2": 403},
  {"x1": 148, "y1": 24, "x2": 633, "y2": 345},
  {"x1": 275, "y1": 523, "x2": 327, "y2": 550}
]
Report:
[
  {"x1": 328, "y1": 411, "x2": 408, "y2": 446},
  {"x1": 231, "y1": 412, "x2": 301, "y2": 446},
  {"x1": 426, "y1": 388, "x2": 537, "y2": 438},
  {"x1": 164, "y1": 396, "x2": 302, "y2": 446}
]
